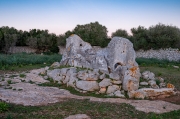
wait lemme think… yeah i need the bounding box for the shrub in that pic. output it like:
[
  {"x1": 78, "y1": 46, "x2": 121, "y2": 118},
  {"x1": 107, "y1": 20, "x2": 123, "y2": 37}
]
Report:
[
  {"x1": 0, "y1": 101, "x2": 9, "y2": 112},
  {"x1": 111, "y1": 29, "x2": 129, "y2": 38}
]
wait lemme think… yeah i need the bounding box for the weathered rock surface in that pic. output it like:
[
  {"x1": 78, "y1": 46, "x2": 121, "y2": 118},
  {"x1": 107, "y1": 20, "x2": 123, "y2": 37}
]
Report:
[
  {"x1": 128, "y1": 88, "x2": 176, "y2": 99},
  {"x1": 60, "y1": 35, "x2": 141, "y2": 91},
  {"x1": 0, "y1": 69, "x2": 180, "y2": 114},
  {"x1": 142, "y1": 71, "x2": 155, "y2": 80},
  {"x1": 99, "y1": 78, "x2": 112, "y2": 87},
  {"x1": 50, "y1": 62, "x2": 60, "y2": 68},
  {"x1": 106, "y1": 85, "x2": 120, "y2": 94},
  {"x1": 64, "y1": 114, "x2": 91, "y2": 119},
  {"x1": 76, "y1": 81, "x2": 99, "y2": 91}
]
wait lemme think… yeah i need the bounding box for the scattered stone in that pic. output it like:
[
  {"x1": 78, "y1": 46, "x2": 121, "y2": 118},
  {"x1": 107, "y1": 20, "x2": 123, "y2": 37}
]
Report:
[
  {"x1": 99, "y1": 87, "x2": 106, "y2": 94},
  {"x1": 157, "y1": 77, "x2": 164, "y2": 83},
  {"x1": 142, "y1": 71, "x2": 155, "y2": 80},
  {"x1": 64, "y1": 114, "x2": 91, "y2": 119},
  {"x1": 99, "y1": 73, "x2": 105, "y2": 80},
  {"x1": 130, "y1": 88, "x2": 176, "y2": 99},
  {"x1": 25, "y1": 73, "x2": 49, "y2": 84},
  {"x1": 76, "y1": 81, "x2": 99, "y2": 91},
  {"x1": 167, "y1": 83, "x2": 175, "y2": 89},
  {"x1": 140, "y1": 82, "x2": 148, "y2": 86},
  {"x1": 106, "y1": 85, "x2": 120, "y2": 94},
  {"x1": 99, "y1": 78, "x2": 112, "y2": 88},
  {"x1": 109, "y1": 72, "x2": 120, "y2": 80},
  {"x1": 114, "y1": 90, "x2": 125, "y2": 98},
  {"x1": 112, "y1": 80, "x2": 122, "y2": 85},
  {"x1": 159, "y1": 83, "x2": 166, "y2": 88},
  {"x1": 60, "y1": 35, "x2": 141, "y2": 91},
  {"x1": 128, "y1": 90, "x2": 146, "y2": 99},
  {"x1": 47, "y1": 69, "x2": 61, "y2": 80},
  {"x1": 77, "y1": 70, "x2": 88, "y2": 80},
  {"x1": 173, "y1": 65, "x2": 179, "y2": 69},
  {"x1": 30, "y1": 68, "x2": 46, "y2": 75},
  {"x1": 50, "y1": 62, "x2": 60, "y2": 68}
]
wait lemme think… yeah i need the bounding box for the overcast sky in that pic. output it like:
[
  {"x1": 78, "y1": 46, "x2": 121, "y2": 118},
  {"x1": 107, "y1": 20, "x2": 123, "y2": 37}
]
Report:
[{"x1": 0, "y1": 0, "x2": 180, "y2": 36}]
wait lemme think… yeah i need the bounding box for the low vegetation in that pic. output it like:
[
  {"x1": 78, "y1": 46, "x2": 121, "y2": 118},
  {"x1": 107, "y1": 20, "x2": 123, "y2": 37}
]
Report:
[
  {"x1": 0, "y1": 99, "x2": 180, "y2": 119},
  {"x1": 1, "y1": 22, "x2": 180, "y2": 53},
  {"x1": 0, "y1": 54, "x2": 180, "y2": 118},
  {"x1": 0, "y1": 53, "x2": 61, "y2": 70}
]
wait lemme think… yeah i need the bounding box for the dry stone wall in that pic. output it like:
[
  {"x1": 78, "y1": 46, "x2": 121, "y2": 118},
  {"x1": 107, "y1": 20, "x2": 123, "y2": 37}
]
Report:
[
  {"x1": 136, "y1": 48, "x2": 180, "y2": 61},
  {"x1": 8, "y1": 46, "x2": 36, "y2": 54},
  {"x1": 59, "y1": 47, "x2": 180, "y2": 61}
]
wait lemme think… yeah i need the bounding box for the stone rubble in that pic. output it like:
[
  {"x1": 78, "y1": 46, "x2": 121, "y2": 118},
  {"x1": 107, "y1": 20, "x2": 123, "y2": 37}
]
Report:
[{"x1": 60, "y1": 34, "x2": 141, "y2": 91}]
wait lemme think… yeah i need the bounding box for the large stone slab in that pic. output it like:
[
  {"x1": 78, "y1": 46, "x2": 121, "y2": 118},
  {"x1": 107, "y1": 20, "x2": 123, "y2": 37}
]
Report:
[
  {"x1": 128, "y1": 88, "x2": 176, "y2": 99},
  {"x1": 76, "y1": 81, "x2": 99, "y2": 91},
  {"x1": 60, "y1": 35, "x2": 141, "y2": 91}
]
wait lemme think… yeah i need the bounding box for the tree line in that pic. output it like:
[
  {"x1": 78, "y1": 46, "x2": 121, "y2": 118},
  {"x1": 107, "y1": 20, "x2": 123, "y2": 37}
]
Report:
[{"x1": 0, "y1": 22, "x2": 180, "y2": 53}]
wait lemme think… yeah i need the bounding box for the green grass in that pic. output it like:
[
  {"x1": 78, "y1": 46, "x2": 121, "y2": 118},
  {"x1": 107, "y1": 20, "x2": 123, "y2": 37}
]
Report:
[
  {"x1": 0, "y1": 99, "x2": 180, "y2": 119},
  {"x1": 140, "y1": 66, "x2": 180, "y2": 90},
  {"x1": 0, "y1": 53, "x2": 62, "y2": 70},
  {"x1": 136, "y1": 58, "x2": 180, "y2": 67}
]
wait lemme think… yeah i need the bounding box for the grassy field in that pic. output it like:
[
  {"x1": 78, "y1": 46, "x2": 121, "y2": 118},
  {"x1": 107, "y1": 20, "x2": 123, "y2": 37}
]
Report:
[
  {"x1": 0, "y1": 53, "x2": 62, "y2": 70},
  {"x1": 0, "y1": 54, "x2": 180, "y2": 119},
  {"x1": 0, "y1": 99, "x2": 180, "y2": 119}
]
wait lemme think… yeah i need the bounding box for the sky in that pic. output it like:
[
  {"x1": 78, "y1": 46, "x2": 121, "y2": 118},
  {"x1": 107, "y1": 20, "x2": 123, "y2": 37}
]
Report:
[{"x1": 0, "y1": 0, "x2": 180, "y2": 36}]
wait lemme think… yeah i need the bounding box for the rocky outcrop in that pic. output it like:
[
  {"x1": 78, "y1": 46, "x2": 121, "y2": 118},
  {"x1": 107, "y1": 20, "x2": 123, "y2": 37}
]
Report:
[{"x1": 60, "y1": 34, "x2": 141, "y2": 91}]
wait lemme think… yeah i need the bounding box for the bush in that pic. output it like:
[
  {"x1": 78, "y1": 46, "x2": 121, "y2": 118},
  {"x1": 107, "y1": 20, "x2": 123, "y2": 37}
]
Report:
[
  {"x1": 111, "y1": 29, "x2": 129, "y2": 38},
  {"x1": 0, "y1": 101, "x2": 9, "y2": 112},
  {"x1": 147, "y1": 23, "x2": 180, "y2": 49},
  {"x1": 131, "y1": 23, "x2": 180, "y2": 50}
]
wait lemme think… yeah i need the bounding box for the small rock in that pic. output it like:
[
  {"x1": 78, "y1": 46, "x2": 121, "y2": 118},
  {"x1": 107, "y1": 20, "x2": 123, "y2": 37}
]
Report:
[
  {"x1": 173, "y1": 65, "x2": 179, "y2": 69},
  {"x1": 99, "y1": 78, "x2": 112, "y2": 87},
  {"x1": 148, "y1": 80, "x2": 156, "y2": 86},
  {"x1": 109, "y1": 72, "x2": 120, "y2": 80},
  {"x1": 99, "y1": 87, "x2": 106, "y2": 94},
  {"x1": 106, "y1": 85, "x2": 120, "y2": 94},
  {"x1": 64, "y1": 114, "x2": 91, "y2": 119},
  {"x1": 142, "y1": 71, "x2": 155, "y2": 80},
  {"x1": 159, "y1": 82, "x2": 166, "y2": 88},
  {"x1": 157, "y1": 77, "x2": 164, "y2": 83},
  {"x1": 112, "y1": 80, "x2": 122, "y2": 85},
  {"x1": 167, "y1": 83, "x2": 175, "y2": 89},
  {"x1": 128, "y1": 90, "x2": 146, "y2": 99},
  {"x1": 99, "y1": 73, "x2": 105, "y2": 80},
  {"x1": 140, "y1": 82, "x2": 148, "y2": 86},
  {"x1": 114, "y1": 90, "x2": 125, "y2": 98},
  {"x1": 76, "y1": 81, "x2": 99, "y2": 91},
  {"x1": 50, "y1": 62, "x2": 60, "y2": 68}
]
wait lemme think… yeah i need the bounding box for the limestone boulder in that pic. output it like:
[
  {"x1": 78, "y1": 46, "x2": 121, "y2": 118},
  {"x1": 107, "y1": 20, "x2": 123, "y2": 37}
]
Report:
[
  {"x1": 142, "y1": 71, "x2": 155, "y2": 80},
  {"x1": 114, "y1": 90, "x2": 125, "y2": 98},
  {"x1": 77, "y1": 70, "x2": 88, "y2": 80},
  {"x1": 140, "y1": 82, "x2": 148, "y2": 86},
  {"x1": 106, "y1": 85, "x2": 120, "y2": 94},
  {"x1": 47, "y1": 69, "x2": 61, "y2": 80},
  {"x1": 25, "y1": 73, "x2": 49, "y2": 84},
  {"x1": 99, "y1": 78, "x2": 112, "y2": 88},
  {"x1": 67, "y1": 76, "x2": 78, "y2": 87},
  {"x1": 50, "y1": 62, "x2": 60, "y2": 68},
  {"x1": 129, "y1": 88, "x2": 176, "y2": 99},
  {"x1": 99, "y1": 87, "x2": 106, "y2": 94},
  {"x1": 60, "y1": 35, "x2": 141, "y2": 91},
  {"x1": 76, "y1": 81, "x2": 99, "y2": 91},
  {"x1": 64, "y1": 114, "x2": 91, "y2": 119}
]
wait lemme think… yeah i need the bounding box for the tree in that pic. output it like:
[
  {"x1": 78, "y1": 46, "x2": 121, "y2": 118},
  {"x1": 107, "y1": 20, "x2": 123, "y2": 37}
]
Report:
[
  {"x1": 147, "y1": 23, "x2": 180, "y2": 49},
  {"x1": 111, "y1": 29, "x2": 129, "y2": 38},
  {"x1": 131, "y1": 26, "x2": 149, "y2": 50},
  {"x1": 72, "y1": 22, "x2": 109, "y2": 47}
]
